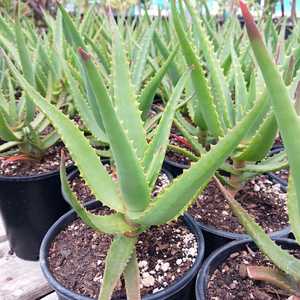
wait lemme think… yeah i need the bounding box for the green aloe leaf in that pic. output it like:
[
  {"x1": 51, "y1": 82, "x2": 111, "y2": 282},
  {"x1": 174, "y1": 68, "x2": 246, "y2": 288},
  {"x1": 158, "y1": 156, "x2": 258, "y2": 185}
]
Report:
[
  {"x1": 243, "y1": 91, "x2": 270, "y2": 141},
  {"x1": 0, "y1": 107, "x2": 20, "y2": 141},
  {"x1": 231, "y1": 44, "x2": 248, "y2": 122},
  {"x1": 79, "y1": 5, "x2": 95, "y2": 36},
  {"x1": 15, "y1": 21, "x2": 34, "y2": 86},
  {"x1": 287, "y1": 175, "x2": 300, "y2": 244},
  {"x1": 58, "y1": 8, "x2": 106, "y2": 133},
  {"x1": 99, "y1": 236, "x2": 137, "y2": 300},
  {"x1": 153, "y1": 31, "x2": 180, "y2": 85},
  {"x1": 62, "y1": 60, "x2": 108, "y2": 143},
  {"x1": 15, "y1": 20, "x2": 35, "y2": 123},
  {"x1": 234, "y1": 113, "x2": 278, "y2": 162},
  {"x1": 185, "y1": 0, "x2": 233, "y2": 128},
  {"x1": 0, "y1": 16, "x2": 14, "y2": 42},
  {"x1": 144, "y1": 71, "x2": 190, "y2": 186},
  {"x1": 139, "y1": 46, "x2": 178, "y2": 121},
  {"x1": 85, "y1": 36, "x2": 110, "y2": 74},
  {"x1": 5, "y1": 52, "x2": 124, "y2": 213},
  {"x1": 111, "y1": 20, "x2": 148, "y2": 160},
  {"x1": 241, "y1": 151, "x2": 288, "y2": 174},
  {"x1": 171, "y1": 0, "x2": 223, "y2": 137},
  {"x1": 77, "y1": 48, "x2": 150, "y2": 213},
  {"x1": 58, "y1": 4, "x2": 86, "y2": 50},
  {"x1": 131, "y1": 91, "x2": 269, "y2": 225},
  {"x1": 240, "y1": 0, "x2": 300, "y2": 237},
  {"x1": 132, "y1": 20, "x2": 157, "y2": 91},
  {"x1": 60, "y1": 161, "x2": 134, "y2": 235},
  {"x1": 124, "y1": 250, "x2": 141, "y2": 300},
  {"x1": 41, "y1": 131, "x2": 60, "y2": 150}
]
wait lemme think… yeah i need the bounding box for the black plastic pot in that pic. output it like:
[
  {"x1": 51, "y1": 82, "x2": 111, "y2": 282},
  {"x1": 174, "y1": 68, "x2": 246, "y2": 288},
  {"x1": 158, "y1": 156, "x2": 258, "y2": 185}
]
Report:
[
  {"x1": 40, "y1": 201, "x2": 205, "y2": 300},
  {"x1": 196, "y1": 177, "x2": 290, "y2": 258},
  {"x1": 195, "y1": 238, "x2": 299, "y2": 299},
  {"x1": 269, "y1": 146, "x2": 285, "y2": 155},
  {"x1": 163, "y1": 159, "x2": 189, "y2": 178},
  {"x1": 268, "y1": 147, "x2": 288, "y2": 188},
  {"x1": 0, "y1": 167, "x2": 73, "y2": 261},
  {"x1": 268, "y1": 172, "x2": 288, "y2": 187}
]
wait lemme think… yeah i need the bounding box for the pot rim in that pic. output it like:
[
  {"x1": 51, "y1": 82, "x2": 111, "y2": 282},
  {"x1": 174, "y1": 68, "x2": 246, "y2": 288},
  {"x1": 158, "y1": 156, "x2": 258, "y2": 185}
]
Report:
[
  {"x1": 0, "y1": 164, "x2": 74, "y2": 182},
  {"x1": 195, "y1": 238, "x2": 298, "y2": 300},
  {"x1": 40, "y1": 201, "x2": 205, "y2": 300},
  {"x1": 197, "y1": 219, "x2": 291, "y2": 240}
]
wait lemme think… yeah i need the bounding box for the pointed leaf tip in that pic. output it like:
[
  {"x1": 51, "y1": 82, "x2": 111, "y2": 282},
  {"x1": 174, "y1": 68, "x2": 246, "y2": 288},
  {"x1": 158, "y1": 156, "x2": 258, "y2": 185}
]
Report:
[
  {"x1": 78, "y1": 48, "x2": 91, "y2": 61},
  {"x1": 239, "y1": 0, "x2": 262, "y2": 42}
]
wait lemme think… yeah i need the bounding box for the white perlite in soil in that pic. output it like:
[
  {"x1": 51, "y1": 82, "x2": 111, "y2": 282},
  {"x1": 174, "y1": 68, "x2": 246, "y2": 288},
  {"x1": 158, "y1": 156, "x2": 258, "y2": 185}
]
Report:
[{"x1": 137, "y1": 228, "x2": 198, "y2": 293}]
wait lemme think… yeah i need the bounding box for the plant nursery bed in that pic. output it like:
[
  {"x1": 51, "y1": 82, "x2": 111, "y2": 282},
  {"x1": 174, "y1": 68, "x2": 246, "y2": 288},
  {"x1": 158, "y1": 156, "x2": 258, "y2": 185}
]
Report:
[{"x1": 0, "y1": 215, "x2": 57, "y2": 300}]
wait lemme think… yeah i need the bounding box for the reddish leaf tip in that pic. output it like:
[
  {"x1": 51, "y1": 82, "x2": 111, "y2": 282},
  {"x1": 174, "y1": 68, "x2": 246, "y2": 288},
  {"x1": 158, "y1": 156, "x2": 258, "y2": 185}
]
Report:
[
  {"x1": 239, "y1": 0, "x2": 262, "y2": 42},
  {"x1": 239, "y1": 0, "x2": 251, "y2": 21},
  {"x1": 78, "y1": 48, "x2": 91, "y2": 62}
]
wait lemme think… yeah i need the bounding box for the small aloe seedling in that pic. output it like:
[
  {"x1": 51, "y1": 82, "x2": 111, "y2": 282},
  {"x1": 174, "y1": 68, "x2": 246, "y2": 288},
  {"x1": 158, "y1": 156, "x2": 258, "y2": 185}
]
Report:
[
  {"x1": 3, "y1": 5, "x2": 279, "y2": 300},
  {"x1": 216, "y1": 2, "x2": 300, "y2": 298}
]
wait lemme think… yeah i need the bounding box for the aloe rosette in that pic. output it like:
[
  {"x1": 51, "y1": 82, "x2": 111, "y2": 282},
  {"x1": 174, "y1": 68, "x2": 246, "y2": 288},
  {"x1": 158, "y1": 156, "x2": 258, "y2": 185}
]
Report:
[
  {"x1": 213, "y1": 1, "x2": 300, "y2": 298},
  {"x1": 0, "y1": 13, "x2": 68, "y2": 159},
  {"x1": 168, "y1": 0, "x2": 294, "y2": 194}
]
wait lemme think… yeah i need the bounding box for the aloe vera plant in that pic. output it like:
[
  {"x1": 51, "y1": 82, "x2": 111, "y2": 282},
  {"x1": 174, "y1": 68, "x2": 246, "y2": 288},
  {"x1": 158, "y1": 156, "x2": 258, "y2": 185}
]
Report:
[
  {"x1": 0, "y1": 67, "x2": 61, "y2": 160},
  {"x1": 167, "y1": 0, "x2": 294, "y2": 194},
  {"x1": 2, "y1": 3, "x2": 281, "y2": 298},
  {"x1": 57, "y1": 4, "x2": 185, "y2": 153},
  {"x1": 213, "y1": 2, "x2": 300, "y2": 298},
  {"x1": 0, "y1": 13, "x2": 67, "y2": 161}
]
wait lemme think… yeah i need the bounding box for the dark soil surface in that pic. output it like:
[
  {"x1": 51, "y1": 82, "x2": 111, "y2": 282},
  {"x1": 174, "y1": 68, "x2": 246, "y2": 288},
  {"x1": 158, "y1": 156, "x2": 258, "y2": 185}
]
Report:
[
  {"x1": 188, "y1": 175, "x2": 288, "y2": 234},
  {"x1": 207, "y1": 245, "x2": 300, "y2": 299},
  {"x1": 0, "y1": 143, "x2": 72, "y2": 177},
  {"x1": 70, "y1": 164, "x2": 170, "y2": 204},
  {"x1": 48, "y1": 214, "x2": 198, "y2": 299}
]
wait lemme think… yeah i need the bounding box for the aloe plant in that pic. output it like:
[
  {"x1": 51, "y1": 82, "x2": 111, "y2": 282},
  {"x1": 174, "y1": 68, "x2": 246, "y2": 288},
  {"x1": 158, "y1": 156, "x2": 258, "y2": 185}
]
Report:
[
  {"x1": 57, "y1": 4, "x2": 185, "y2": 152},
  {"x1": 2, "y1": 3, "x2": 280, "y2": 298},
  {"x1": 167, "y1": 0, "x2": 294, "y2": 195},
  {"x1": 0, "y1": 12, "x2": 68, "y2": 161},
  {"x1": 213, "y1": 2, "x2": 300, "y2": 298},
  {"x1": 0, "y1": 65, "x2": 61, "y2": 160}
]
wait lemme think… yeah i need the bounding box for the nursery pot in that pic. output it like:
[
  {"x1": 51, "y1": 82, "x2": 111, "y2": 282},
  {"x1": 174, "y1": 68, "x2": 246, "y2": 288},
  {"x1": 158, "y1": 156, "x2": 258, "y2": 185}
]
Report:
[
  {"x1": 195, "y1": 238, "x2": 299, "y2": 299},
  {"x1": 163, "y1": 159, "x2": 189, "y2": 178},
  {"x1": 268, "y1": 147, "x2": 288, "y2": 187},
  {"x1": 40, "y1": 201, "x2": 205, "y2": 300},
  {"x1": 0, "y1": 167, "x2": 73, "y2": 261},
  {"x1": 196, "y1": 177, "x2": 290, "y2": 258}
]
